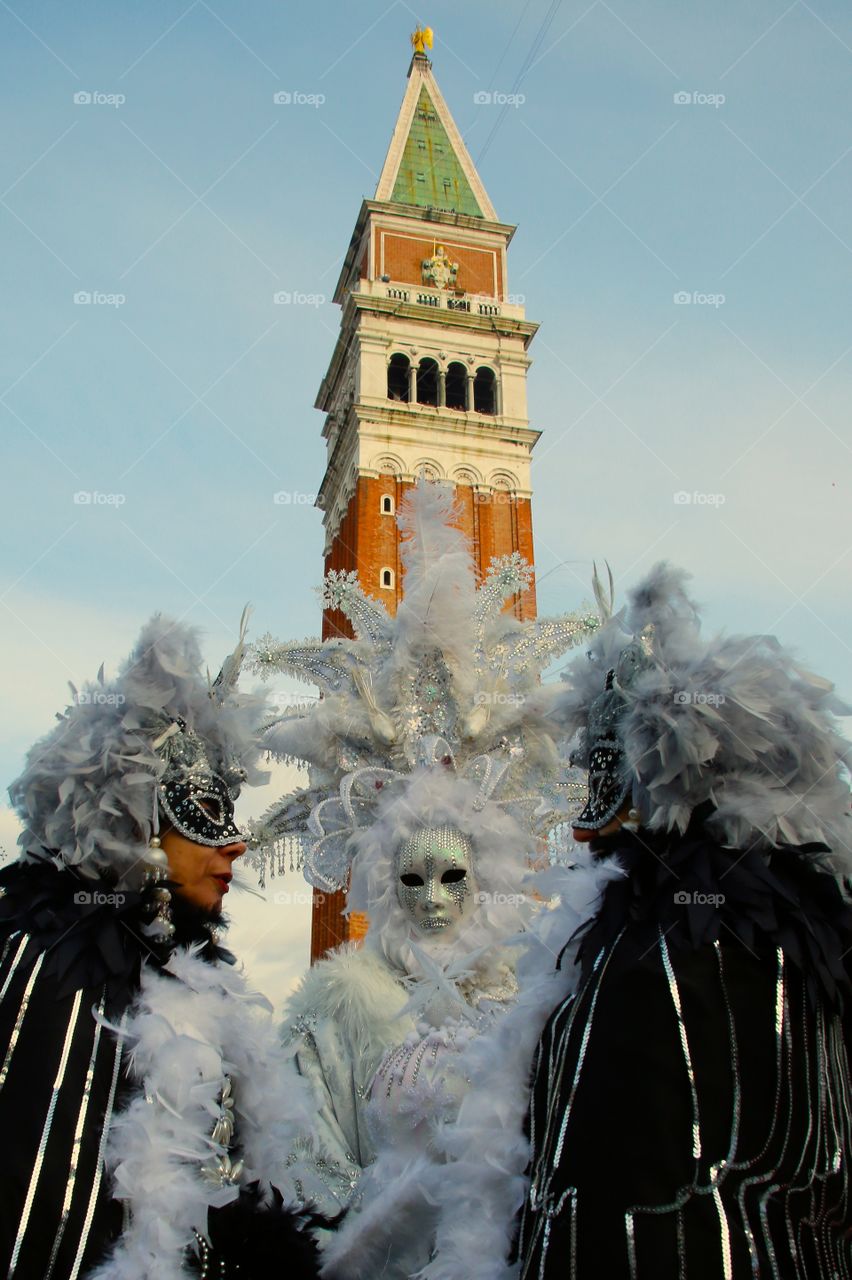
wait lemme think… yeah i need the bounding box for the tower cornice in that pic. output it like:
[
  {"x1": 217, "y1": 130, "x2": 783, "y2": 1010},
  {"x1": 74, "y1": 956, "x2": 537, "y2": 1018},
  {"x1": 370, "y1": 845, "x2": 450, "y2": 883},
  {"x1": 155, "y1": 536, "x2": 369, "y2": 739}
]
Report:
[{"x1": 316, "y1": 403, "x2": 542, "y2": 539}]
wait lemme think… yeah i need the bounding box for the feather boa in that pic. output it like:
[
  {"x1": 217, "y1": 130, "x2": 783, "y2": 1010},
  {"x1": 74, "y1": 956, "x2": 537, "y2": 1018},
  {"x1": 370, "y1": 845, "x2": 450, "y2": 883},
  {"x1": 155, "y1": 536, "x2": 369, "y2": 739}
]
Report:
[
  {"x1": 320, "y1": 1152, "x2": 440, "y2": 1280},
  {"x1": 90, "y1": 945, "x2": 315, "y2": 1280},
  {"x1": 421, "y1": 850, "x2": 624, "y2": 1280}
]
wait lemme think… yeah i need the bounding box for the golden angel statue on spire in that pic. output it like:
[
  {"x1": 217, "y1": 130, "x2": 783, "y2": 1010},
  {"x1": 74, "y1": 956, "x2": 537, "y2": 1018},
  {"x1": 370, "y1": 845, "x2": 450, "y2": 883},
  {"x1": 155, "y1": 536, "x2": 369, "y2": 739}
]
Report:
[{"x1": 411, "y1": 25, "x2": 434, "y2": 55}]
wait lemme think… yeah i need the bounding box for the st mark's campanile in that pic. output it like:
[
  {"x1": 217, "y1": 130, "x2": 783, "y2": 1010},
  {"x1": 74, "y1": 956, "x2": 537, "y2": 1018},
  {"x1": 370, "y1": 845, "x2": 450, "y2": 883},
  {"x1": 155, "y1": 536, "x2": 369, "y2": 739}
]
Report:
[{"x1": 311, "y1": 27, "x2": 541, "y2": 961}]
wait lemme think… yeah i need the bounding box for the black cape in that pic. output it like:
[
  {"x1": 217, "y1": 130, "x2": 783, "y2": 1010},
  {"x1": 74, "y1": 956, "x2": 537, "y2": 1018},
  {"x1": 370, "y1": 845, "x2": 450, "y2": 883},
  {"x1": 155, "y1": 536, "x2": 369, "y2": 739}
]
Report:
[
  {"x1": 517, "y1": 826, "x2": 852, "y2": 1279},
  {"x1": 0, "y1": 858, "x2": 323, "y2": 1280}
]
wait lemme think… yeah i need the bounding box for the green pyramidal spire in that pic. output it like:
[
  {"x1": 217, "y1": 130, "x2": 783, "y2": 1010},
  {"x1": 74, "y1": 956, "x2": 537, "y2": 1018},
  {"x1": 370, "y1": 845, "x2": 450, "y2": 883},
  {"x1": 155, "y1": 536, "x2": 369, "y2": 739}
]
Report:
[{"x1": 390, "y1": 85, "x2": 484, "y2": 217}]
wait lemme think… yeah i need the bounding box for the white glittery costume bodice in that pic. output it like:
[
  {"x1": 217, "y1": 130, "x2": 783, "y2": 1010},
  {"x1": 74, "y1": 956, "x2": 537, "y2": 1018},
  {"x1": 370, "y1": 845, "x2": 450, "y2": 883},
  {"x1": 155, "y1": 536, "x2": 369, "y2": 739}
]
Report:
[{"x1": 365, "y1": 1021, "x2": 476, "y2": 1152}]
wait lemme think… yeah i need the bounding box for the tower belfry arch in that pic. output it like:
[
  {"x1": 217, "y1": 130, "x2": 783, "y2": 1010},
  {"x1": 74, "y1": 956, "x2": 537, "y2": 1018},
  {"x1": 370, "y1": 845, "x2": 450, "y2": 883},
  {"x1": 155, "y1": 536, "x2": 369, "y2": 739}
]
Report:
[{"x1": 311, "y1": 28, "x2": 542, "y2": 960}]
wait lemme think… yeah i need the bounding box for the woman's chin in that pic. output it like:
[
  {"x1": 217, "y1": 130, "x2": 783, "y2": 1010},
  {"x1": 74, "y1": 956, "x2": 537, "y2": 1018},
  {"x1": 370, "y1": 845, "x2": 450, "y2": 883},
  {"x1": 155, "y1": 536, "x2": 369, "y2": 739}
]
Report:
[{"x1": 171, "y1": 888, "x2": 225, "y2": 924}]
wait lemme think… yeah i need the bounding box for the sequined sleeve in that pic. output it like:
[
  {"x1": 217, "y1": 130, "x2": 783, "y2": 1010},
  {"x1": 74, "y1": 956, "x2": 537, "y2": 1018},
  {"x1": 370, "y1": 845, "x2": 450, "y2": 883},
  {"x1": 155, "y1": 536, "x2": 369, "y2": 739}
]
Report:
[
  {"x1": 283, "y1": 1014, "x2": 367, "y2": 1218},
  {"x1": 0, "y1": 933, "x2": 128, "y2": 1279}
]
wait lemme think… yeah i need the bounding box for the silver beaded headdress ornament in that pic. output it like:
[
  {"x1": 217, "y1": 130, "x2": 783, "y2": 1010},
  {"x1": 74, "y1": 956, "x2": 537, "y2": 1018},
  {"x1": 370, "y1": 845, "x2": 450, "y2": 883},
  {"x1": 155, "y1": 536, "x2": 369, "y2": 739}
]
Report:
[
  {"x1": 9, "y1": 611, "x2": 268, "y2": 887},
  {"x1": 556, "y1": 561, "x2": 852, "y2": 858},
  {"x1": 244, "y1": 478, "x2": 601, "y2": 890}
]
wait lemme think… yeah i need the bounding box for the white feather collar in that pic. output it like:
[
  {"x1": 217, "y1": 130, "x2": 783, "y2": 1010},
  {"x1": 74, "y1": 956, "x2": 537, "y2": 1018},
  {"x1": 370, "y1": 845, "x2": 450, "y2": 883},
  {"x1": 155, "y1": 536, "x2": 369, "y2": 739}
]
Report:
[
  {"x1": 422, "y1": 852, "x2": 624, "y2": 1280},
  {"x1": 90, "y1": 944, "x2": 313, "y2": 1280}
]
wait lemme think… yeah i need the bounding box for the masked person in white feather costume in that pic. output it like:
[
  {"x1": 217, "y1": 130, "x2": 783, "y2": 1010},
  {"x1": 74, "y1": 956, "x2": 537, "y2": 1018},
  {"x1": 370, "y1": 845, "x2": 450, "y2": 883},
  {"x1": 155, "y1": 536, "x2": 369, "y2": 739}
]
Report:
[
  {"x1": 245, "y1": 479, "x2": 601, "y2": 1278},
  {"x1": 0, "y1": 616, "x2": 323, "y2": 1280}
]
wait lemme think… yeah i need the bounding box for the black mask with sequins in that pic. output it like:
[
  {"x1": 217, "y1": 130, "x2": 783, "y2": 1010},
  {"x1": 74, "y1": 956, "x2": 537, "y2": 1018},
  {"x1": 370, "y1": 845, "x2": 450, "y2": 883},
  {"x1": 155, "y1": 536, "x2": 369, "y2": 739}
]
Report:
[
  {"x1": 155, "y1": 718, "x2": 246, "y2": 847},
  {"x1": 158, "y1": 771, "x2": 243, "y2": 846},
  {"x1": 573, "y1": 637, "x2": 651, "y2": 831},
  {"x1": 573, "y1": 672, "x2": 632, "y2": 830}
]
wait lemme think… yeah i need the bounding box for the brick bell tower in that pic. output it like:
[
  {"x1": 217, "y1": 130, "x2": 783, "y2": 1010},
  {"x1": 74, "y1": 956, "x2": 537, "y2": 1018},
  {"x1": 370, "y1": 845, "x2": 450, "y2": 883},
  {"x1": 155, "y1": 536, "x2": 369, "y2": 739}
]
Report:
[{"x1": 310, "y1": 27, "x2": 541, "y2": 961}]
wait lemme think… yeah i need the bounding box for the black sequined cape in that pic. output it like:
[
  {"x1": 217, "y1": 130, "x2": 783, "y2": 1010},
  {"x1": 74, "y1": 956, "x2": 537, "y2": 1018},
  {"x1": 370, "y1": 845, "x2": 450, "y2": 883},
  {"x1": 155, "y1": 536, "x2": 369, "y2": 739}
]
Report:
[
  {"x1": 0, "y1": 858, "x2": 322, "y2": 1280},
  {"x1": 517, "y1": 823, "x2": 852, "y2": 1279}
]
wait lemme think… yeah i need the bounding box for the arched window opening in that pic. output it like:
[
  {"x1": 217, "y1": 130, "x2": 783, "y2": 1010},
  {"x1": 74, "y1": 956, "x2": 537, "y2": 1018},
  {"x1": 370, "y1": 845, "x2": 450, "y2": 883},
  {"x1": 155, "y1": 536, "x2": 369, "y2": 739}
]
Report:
[
  {"x1": 473, "y1": 366, "x2": 497, "y2": 415},
  {"x1": 416, "y1": 357, "x2": 439, "y2": 407},
  {"x1": 381, "y1": 494, "x2": 395, "y2": 515},
  {"x1": 445, "y1": 361, "x2": 467, "y2": 411},
  {"x1": 387, "y1": 354, "x2": 410, "y2": 402},
  {"x1": 380, "y1": 567, "x2": 395, "y2": 590}
]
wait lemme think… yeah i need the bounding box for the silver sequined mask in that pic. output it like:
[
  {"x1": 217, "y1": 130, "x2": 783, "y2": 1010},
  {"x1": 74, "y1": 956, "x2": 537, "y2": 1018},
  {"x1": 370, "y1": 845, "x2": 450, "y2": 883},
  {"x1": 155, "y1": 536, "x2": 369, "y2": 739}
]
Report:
[{"x1": 395, "y1": 825, "x2": 477, "y2": 937}]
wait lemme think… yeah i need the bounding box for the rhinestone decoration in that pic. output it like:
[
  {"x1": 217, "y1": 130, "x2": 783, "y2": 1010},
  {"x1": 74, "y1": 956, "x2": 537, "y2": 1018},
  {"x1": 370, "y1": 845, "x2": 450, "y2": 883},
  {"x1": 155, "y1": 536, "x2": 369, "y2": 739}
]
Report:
[
  {"x1": 248, "y1": 633, "x2": 357, "y2": 695},
  {"x1": 396, "y1": 825, "x2": 475, "y2": 933},
  {"x1": 321, "y1": 569, "x2": 394, "y2": 653},
  {"x1": 400, "y1": 650, "x2": 458, "y2": 748},
  {"x1": 573, "y1": 663, "x2": 639, "y2": 831},
  {"x1": 472, "y1": 553, "x2": 535, "y2": 634},
  {"x1": 158, "y1": 772, "x2": 243, "y2": 848},
  {"x1": 154, "y1": 717, "x2": 245, "y2": 847},
  {"x1": 520, "y1": 938, "x2": 852, "y2": 1279}
]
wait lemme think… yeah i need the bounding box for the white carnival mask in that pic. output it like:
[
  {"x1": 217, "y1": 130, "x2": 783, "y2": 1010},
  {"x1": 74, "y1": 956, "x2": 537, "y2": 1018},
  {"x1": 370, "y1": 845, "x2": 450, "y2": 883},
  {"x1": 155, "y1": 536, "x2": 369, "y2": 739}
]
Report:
[{"x1": 395, "y1": 825, "x2": 478, "y2": 938}]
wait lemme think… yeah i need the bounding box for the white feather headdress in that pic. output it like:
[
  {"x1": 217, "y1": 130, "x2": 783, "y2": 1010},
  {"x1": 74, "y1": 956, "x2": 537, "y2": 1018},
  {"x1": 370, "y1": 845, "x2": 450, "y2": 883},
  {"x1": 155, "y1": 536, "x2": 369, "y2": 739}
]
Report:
[
  {"x1": 8, "y1": 614, "x2": 268, "y2": 886},
  {"x1": 553, "y1": 562, "x2": 852, "y2": 860},
  {"x1": 244, "y1": 479, "x2": 600, "y2": 894}
]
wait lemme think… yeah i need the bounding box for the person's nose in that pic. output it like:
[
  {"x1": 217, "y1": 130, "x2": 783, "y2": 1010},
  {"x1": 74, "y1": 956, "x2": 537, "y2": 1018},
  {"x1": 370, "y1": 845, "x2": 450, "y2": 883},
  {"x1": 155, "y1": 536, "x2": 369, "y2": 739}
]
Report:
[{"x1": 222, "y1": 840, "x2": 247, "y2": 860}]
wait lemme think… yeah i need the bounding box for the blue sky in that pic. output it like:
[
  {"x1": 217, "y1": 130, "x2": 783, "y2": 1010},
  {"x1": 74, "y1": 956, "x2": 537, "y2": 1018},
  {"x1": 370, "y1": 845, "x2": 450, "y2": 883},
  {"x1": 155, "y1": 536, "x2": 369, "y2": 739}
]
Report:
[{"x1": 2, "y1": 0, "x2": 851, "y2": 996}]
